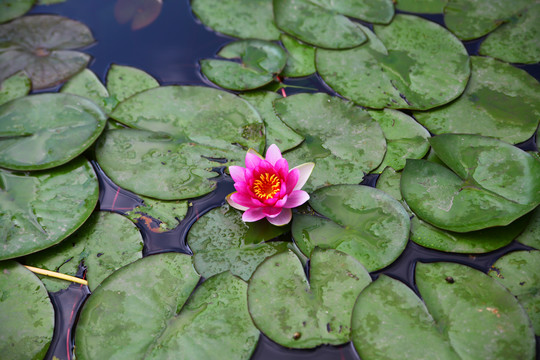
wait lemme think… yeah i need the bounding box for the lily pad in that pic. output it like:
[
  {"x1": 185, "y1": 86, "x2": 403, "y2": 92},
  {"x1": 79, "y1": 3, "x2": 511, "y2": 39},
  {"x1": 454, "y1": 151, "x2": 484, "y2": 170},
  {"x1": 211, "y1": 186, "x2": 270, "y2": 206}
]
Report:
[
  {"x1": 395, "y1": 0, "x2": 448, "y2": 13},
  {"x1": 312, "y1": 0, "x2": 394, "y2": 23},
  {"x1": 0, "y1": 261, "x2": 54, "y2": 360},
  {"x1": 416, "y1": 262, "x2": 535, "y2": 359},
  {"x1": 292, "y1": 185, "x2": 410, "y2": 271},
  {"x1": 240, "y1": 91, "x2": 303, "y2": 152},
  {"x1": 489, "y1": 250, "x2": 540, "y2": 335},
  {"x1": 274, "y1": 93, "x2": 386, "y2": 191},
  {"x1": 0, "y1": 157, "x2": 99, "y2": 260},
  {"x1": 479, "y1": 2, "x2": 540, "y2": 64},
  {"x1": 0, "y1": 14, "x2": 94, "y2": 89},
  {"x1": 248, "y1": 249, "x2": 371, "y2": 348},
  {"x1": 368, "y1": 109, "x2": 430, "y2": 173},
  {"x1": 106, "y1": 64, "x2": 159, "y2": 110},
  {"x1": 125, "y1": 195, "x2": 188, "y2": 232},
  {"x1": 0, "y1": 0, "x2": 35, "y2": 24},
  {"x1": 444, "y1": 0, "x2": 536, "y2": 40},
  {"x1": 201, "y1": 40, "x2": 288, "y2": 91},
  {"x1": 76, "y1": 253, "x2": 259, "y2": 360},
  {"x1": 61, "y1": 68, "x2": 113, "y2": 113},
  {"x1": 401, "y1": 134, "x2": 540, "y2": 232},
  {"x1": 188, "y1": 204, "x2": 289, "y2": 281},
  {"x1": 114, "y1": 0, "x2": 162, "y2": 31},
  {"x1": 280, "y1": 34, "x2": 316, "y2": 78},
  {"x1": 0, "y1": 71, "x2": 31, "y2": 106},
  {"x1": 273, "y1": 0, "x2": 367, "y2": 49},
  {"x1": 316, "y1": 17, "x2": 470, "y2": 110},
  {"x1": 191, "y1": 0, "x2": 280, "y2": 40},
  {"x1": 25, "y1": 211, "x2": 143, "y2": 292},
  {"x1": 96, "y1": 86, "x2": 265, "y2": 199},
  {"x1": 516, "y1": 206, "x2": 540, "y2": 249},
  {"x1": 0, "y1": 93, "x2": 107, "y2": 170},
  {"x1": 414, "y1": 56, "x2": 540, "y2": 145}
]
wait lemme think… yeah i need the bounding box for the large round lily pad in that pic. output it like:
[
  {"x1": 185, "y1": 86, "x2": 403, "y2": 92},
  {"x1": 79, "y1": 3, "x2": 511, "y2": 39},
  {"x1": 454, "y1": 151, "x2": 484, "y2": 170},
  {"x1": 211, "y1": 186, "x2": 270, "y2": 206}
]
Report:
[
  {"x1": 188, "y1": 204, "x2": 289, "y2": 281},
  {"x1": 395, "y1": 0, "x2": 448, "y2": 13},
  {"x1": 308, "y1": 0, "x2": 394, "y2": 24},
  {"x1": 414, "y1": 56, "x2": 540, "y2": 145},
  {"x1": 316, "y1": 16, "x2": 470, "y2": 110},
  {"x1": 248, "y1": 249, "x2": 371, "y2": 348},
  {"x1": 274, "y1": 93, "x2": 386, "y2": 191},
  {"x1": 401, "y1": 134, "x2": 540, "y2": 232},
  {"x1": 293, "y1": 185, "x2": 410, "y2": 271},
  {"x1": 25, "y1": 211, "x2": 143, "y2": 292},
  {"x1": 0, "y1": 93, "x2": 107, "y2": 170},
  {"x1": 76, "y1": 253, "x2": 259, "y2": 360},
  {"x1": 0, "y1": 14, "x2": 94, "y2": 89},
  {"x1": 0, "y1": 261, "x2": 54, "y2": 360},
  {"x1": 0, "y1": 157, "x2": 99, "y2": 260}
]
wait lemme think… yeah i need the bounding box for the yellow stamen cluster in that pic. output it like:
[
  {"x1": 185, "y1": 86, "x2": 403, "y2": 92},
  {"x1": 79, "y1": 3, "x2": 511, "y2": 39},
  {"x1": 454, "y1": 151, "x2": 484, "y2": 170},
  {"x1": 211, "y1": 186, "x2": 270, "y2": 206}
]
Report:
[{"x1": 253, "y1": 173, "x2": 281, "y2": 200}]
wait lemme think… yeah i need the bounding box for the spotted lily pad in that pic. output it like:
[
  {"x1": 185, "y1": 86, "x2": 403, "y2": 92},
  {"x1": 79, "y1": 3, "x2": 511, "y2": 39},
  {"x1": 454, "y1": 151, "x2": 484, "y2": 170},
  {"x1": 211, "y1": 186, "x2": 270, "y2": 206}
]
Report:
[
  {"x1": 274, "y1": 93, "x2": 386, "y2": 191},
  {"x1": 0, "y1": 157, "x2": 99, "y2": 260},
  {"x1": 414, "y1": 56, "x2": 540, "y2": 144},
  {"x1": 125, "y1": 195, "x2": 188, "y2": 232},
  {"x1": 0, "y1": 0, "x2": 35, "y2": 24},
  {"x1": 316, "y1": 17, "x2": 470, "y2": 110},
  {"x1": 61, "y1": 69, "x2": 113, "y2": 113},
  {"x1": 489, "y1": 250, "x2": 540, "y2": 335},
  {"x1": 280, "y1": 34, "x2": 316, "y2": 78},
  {"x1": 0, "y1": 15, "x2": 94, "y2": 89},
  {"x1": 0, "y1": 261, "x2": 54, "y2": 360},
  {"x1": 0, "y1": 93, "x2": 107, "y2": 170},
  {"x1": 248, "y1": 249, "x2": 371, "y2": 348},
  {"x1": 293, "y1": 185, "x2": 409, "y2": 271},
  {"x1": 188, "y1": 204, "x2": 289, "y2": 281},
  {"x1": 401, "y1": 134, "x2": 540, "y2": 232},
  {"x1": 201, "y1": 40, "x2": 288, "y2": 91},
  {"x1": 395, "y1": 0, "x2": 448, "y2": 13},
  {"x1": 316, "y1": 0, "x2": 395, "y2": 23},
  {"x1": 516, "y1": 207, "x2": 540, "y2": 249},
  {"x1": 273, "y1": 0, "x2": 367, "y2": 49},
  {"x1": 76, "y1": 253, "x2": 259, "y2": 360},
  {"x1": 0, "y1": 71, "x2": 31, "y2": 106},
  {"x1": 106, "y1": 64, "x2": 159, "y2": 110},
  {"x1": 191, "y1": 0, "x2": 280, "y2": 40},
  {"x1": 25, "y1": 211, "x2": 143, "y2": 292}
]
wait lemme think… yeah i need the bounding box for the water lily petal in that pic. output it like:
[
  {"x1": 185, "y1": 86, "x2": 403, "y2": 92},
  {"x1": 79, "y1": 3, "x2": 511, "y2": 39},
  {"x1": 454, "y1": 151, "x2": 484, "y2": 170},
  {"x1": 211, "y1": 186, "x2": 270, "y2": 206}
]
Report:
[
  {"x1": 263, "y1": 206, "x2": 282, "y2": 218},
  {"x1": 229, "y1": 165, "x2": 246, "y2": 183},
  {"x1": 267, "y1": 208, "x2": 292, "y2": 226},
  {"x1": 234, "y1": 181, "x2": 251, "y2": 195},
  {"x1": 242, "y1": 207, "x2": 266, "y2": 222},
  {"x1": 226, "y1": 193, "x2": 249, "y2": 211},
  {"x1": 285, "y1": 168, "x2": 299, "y2": 195},
  {"x1": 230, "y1": 192, "x2": 255, "y2": 208},
  {"x1": 245, "y1": 152, "x2": 263, "y2": 169},
  {"x1": 275, "y1": 158, "x2": 289, "y2": 179},
  {"x1": 264, "y1": 196, "x2": 279, "y2": 206},
  {"x1": 284, "y1": 190, "x2": 309, "y2": 208},
  {"x1": 292, "y1": 162, "x2": 315, "y2": 191},
  {"x1": 275, "y1": 195, "x2": 288, "y2": 208},
  {"x1": 265, "y1": 144, "x2": 282, "y2": 166}
]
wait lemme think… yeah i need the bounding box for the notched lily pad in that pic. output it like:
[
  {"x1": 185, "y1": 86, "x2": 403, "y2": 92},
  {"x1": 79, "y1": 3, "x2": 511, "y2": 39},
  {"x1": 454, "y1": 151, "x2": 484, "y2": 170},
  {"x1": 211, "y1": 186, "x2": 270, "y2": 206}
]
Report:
[
  {"x1": 280, "y1": 34, "x2": 316, "y2": 78},
  {"x1": 0, "y1": 71, "x2": 31, "y2": 106},
  {"x1": 248, "y1": 249, "x2": 371, "y2": 348},
  {"x1": 106, "y1": 64, "x2": 159, "y2": 110},
  {"x1": 61, "y1": 68, "x2": 113, "y2": 113}
]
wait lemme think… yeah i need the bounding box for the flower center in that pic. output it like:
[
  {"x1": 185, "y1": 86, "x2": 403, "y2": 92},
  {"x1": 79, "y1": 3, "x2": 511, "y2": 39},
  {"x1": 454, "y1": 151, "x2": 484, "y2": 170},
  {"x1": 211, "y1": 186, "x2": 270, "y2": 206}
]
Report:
[{"x1": 252, "y1": 173, "x2": 281, "y2": 200}]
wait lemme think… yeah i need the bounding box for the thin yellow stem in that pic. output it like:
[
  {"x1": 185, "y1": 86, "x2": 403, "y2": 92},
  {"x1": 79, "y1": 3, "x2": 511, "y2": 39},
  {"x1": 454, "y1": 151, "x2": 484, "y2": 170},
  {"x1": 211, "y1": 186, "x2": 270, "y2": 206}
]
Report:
[{"x1": 24, "y1": 265, "x2": 88, "y2": 286}]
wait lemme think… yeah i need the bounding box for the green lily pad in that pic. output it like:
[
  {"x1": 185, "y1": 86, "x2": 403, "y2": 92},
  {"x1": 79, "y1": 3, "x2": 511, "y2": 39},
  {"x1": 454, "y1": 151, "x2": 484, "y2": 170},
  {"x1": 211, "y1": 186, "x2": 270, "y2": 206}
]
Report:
[
  {"x1": 444, "y1": 0, "x2": 535, "y2": 40},
  {"x1": 106, "y1": 64, "x2": 159, "y2": 110},
  {"x1": 414, "y1": 56, "x2": 540, "y2": 144},
  {"x1": 0, "y1": 93, "x2": 107, "y2": 170},
  {"x1": 479, "y1": 2, "x2": 540, "y2": 64},
  {"x1": 280, "y1": 34, "x2": 316, "y2": 78},
  {"x1": 516, "y1": 206, "x2": 540, "y2": 249},
  {"x1": 375, "y1": 166, "x2": 408, "y2": 207},
  {"x1": 0, "y1": 157, "x2": 99, "y2": 260},
  {"x1": 0, "y1": 0, "x2": 35, "y2": 24},
  {"x1": 401, "y1": 134, "x2": 540, "y2": 232},
  {"x1": 61, "y1": 69, "x2": 113, "y2": 113},
  {"x1": 352, "y1": 275, "x2": 460, "y2": 360},
  {"x1": 368, "y1": 109, "x2": 430, "y2": 173},
  {"x1": 0, "y1": 261, "x2": 54, "y2": 360},
  {"x1": 240, "y1": 91, "x2": 303, "y2": 152},
  {"x1": 316, "y1": 17, "x2": 470, "y2": 110},
  {"x1": 25, "y1": 211, "x2": 143, "y2": 292},
  {"x1": 292, "y1": 185, "x2": 410, "y2": 271},
  {"x1": 312, "y1": 0, "x2": 394, "y2": 23},
  {"x1": 76, "y1": 253, "x2": 259, "y2": 360},
  {"x1": 191, "y1": 0, "x2": 280, "y2": 40},
  {"x1": 274, "y1": 93, "x2": 386, "y2": 191},
  {"x1": 395, "y1": 0, "x2": 448, "y2": 13},
  {"x1": 489, "y1": 250, "x2": 540, "y2": 335},
  {"x1": 125, "y1": 195, "x2": 188, "y2": 232},
  {"x1": 0, "y1": 15, "x2": 94, "y2": 89},
  {"x1": 0, "y1": 71, "x2": 31, "y2": 106},
  {"x1": 201, "y1": 40, "x2": 287, "y2": 91},
  {"x1": 96, "y1": 86, "x2": 264, "y2": 200},
  {"x1": 273, "y1": 0, "x2": 367, "y2": 49},
  {"x1": 188, "y1": 204, "x2": 289, "y2": 281},
  {"x1": 416, "y1": 262, "x2": 535, "y2": 359},
  {"x1": 248, "y1": 249, "x2": 371, "y2": 348}
]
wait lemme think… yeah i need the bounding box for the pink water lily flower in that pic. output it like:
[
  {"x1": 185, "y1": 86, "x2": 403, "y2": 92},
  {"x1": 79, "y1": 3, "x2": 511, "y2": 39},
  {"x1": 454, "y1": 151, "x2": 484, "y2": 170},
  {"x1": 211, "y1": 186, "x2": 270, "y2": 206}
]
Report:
[{"x1": 226, "y1": 144, "x2": 314, "y2": 226}]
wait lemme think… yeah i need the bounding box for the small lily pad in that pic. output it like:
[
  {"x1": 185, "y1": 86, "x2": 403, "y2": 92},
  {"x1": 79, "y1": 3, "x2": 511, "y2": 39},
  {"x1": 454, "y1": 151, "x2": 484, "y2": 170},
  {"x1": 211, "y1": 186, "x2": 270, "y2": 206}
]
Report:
[
  {"x1": 0, "y1": 157, "x2": 99, "y2": 260},
  {"x1": 516, "y1": 207, "x2": 540, "y2": 249},
  {"x1": 273, "y1": 0, "x2": 367, "y2": 49},
  {"x1": 0, "y1": 14, "x2": 94, "y2": 89},
  {"x1": 125, "y1": 195, "x2": 188, "y2": 232},
  {"x1": 395, "y1": 0, "x2": 448, "y2": 13},
  {"x1": 280, "y1": 34, "x2": 316, "y2": 78},
  {"x1": 25, "y1": 211, "x2": 143, "y2": 292},
  {"x1": 106, "y1": 64, "x2": 159, "y2": 110},
  {"x1": 0, "y1": 71, "x2": 31, "y2": 106},
  {"x1": 316, "y1": 17, "x2": 470, "y2": 110},
  {"x1": 292, "y1": 185, "x2": 410, "y2": 271},
  {"x1": 274, "y1": 93, "x2": 386, "y2": 191},
  {"x1": 248, "y1": 249, "x2": 371, "y2": 348},
  {"x1": 414, "y1": 56, "x2": 540, "y2": 144},
  {"x1": 191, "y1": 0, "x2": 280, "y2": 40},
  {"x1": 0, "y1": 93, "x2": 107, "y2": 170},
  {"x1": 201, "y1": 40, "x2": 288, "y2": 91},
  {"x1": 489, "y1": 250, "x2": 540, "y2": 335},
  {"x1": 61, "y1": 69, "x2": 113, "y2": 113},
  {"x1": 0, "y1": 261, "x2": 54, "y2": 360},
  {"x1": 0, "y1": 0, "x2": 35, "y2": 24},
  {"x1": 188, "y1": 204, "x2": 289, "y2": 281}
]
